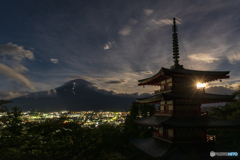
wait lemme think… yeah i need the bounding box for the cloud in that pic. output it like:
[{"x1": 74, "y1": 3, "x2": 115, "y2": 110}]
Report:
[
  {"x1": 152, "y1": 19, "x2": 180, "y2": 26},
  {"x1": 140, "y1": 71, "x2": 153, "y2": 74},
  {"x1": 68, "y1": 76, "x2": 91, "y2": 81},
  {"x1": 0, "y1": 91, "x2": 29, "y2": 100},
  {"x1": 0, "y1": 42, "x2": 34, "y2": 61},
  {"x1": 50, "y1": 58, "x2": 59, "y2": 63},
  {"x1": 118, "y1": 26, "x2": 131, "y2": 35},
  {"x1": 104, "y1": 41, "x2": 115, "y2": 50},
  {"x1": 189, "y1": 53, "x2": 220, "y2": 63},
  {"x1": 11, "y1": 64, "x2": 29, "y2": 73},
  {"x1": 143, "y1": 9, "x2": 154, "y2": 16},
  {"x1": 226, "y1": 51, "x2": 240, "y2": 64},
  {"x1": 0, "y1": 63, "x2": 35, "y2": 90},
  {"x1": 47, "y1": 89, "x2": 57, "y2": 96},
  {"x1": 206, "y1": 86, "x2": 235, "y2": 95},
  {"x1": 105, "y1": 79, "x2": 125, "y2": 84},
  {"x1": 224, "y1": 82, "x2": 240, "y2": 91}
]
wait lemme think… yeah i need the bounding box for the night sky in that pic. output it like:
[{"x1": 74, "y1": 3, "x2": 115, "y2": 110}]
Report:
[{"x1": 1, "y1": 0, "x2": 240, "y2": 102}]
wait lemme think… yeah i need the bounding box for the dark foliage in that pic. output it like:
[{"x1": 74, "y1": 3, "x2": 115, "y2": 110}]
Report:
[
  {"x1": 0, "y1": 101, "x2": 155, "y2": 160},
  {"x1": 207, "y1": 89, "x2": 240, "y2": 150}
]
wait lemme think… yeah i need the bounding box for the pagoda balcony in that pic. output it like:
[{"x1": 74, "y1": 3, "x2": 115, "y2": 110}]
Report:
[
  {"x1": 153, "y1": 132, "x2": 174, "y2": 141},
  {"x1": 154, "y1": 110, "x2": 173, "y2": 115},
  {"x1": 154, "y1": 87, "x2": 172, "y2": 94},
  {"x1": 174, "y1": 110, "x2": 201, "y2": 115}
]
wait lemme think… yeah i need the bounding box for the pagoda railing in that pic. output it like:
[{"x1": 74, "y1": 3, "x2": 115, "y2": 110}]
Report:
[
  {"x1": 153, "y1": 132, "x2": 213, "y2": 142},
  {"x1": 174, "y1": 137, "x2": 206, "y2": 142},
  {"x1": 154, "y1": 87, "x2": 172, "y2": 94},
  {"x1": 174, "y1": 110, "x2": 200, "y2": 114},
  {"x1": 154, "y1": 110, "x2": 173, "y2": 114},
  {"x1": 155, "y1": 110, "x2": 203, "y2": 115},
  {"x1": 153, "y1": 131, "x2": 159, "y2": 137},
  {"x1": 153, "y1": 132, "x2": 174, "y2": 141}
]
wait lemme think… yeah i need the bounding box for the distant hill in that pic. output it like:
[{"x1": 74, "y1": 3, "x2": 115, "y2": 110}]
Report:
[{"x1": 9, "y1": 79, "x2": 150, "y2": 112}]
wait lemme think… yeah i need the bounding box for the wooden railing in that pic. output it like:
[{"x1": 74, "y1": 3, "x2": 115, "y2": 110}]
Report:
[
  {"x1": 154, "y1": 110, "x2": 209, "y2": 115},
  {"x1": 153, "y1": 131, "x2": 159, "y2": 137},
  {"x1": 174, "y1": 137, "x2": 206, "y2": 142},
  {"x1": 174, "y1": 110, "x2": 200, "y2": 114},
  {"x1": 153, "y1": 132, "x2": 174, "y2": 141},
  {"x1": 154, "y1": 87, "x2": 172, "y2": 94},
  {"x1": 154, "y1": 110, "x2": 173, "y2": 114}
]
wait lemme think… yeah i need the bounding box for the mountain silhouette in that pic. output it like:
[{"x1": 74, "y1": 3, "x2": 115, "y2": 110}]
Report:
[{"x1": 9, "y1": 79, "x2": 146, "y2": 112}]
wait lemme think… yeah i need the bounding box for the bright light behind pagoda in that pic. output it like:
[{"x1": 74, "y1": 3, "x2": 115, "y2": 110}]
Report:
[{"x1": 197, "y1": 83, "x2": 206, "y2": 89}]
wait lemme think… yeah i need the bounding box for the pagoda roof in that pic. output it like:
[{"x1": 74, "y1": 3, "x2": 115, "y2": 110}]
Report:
[
  {"x1": 136, "y1": 94, "x2": 162, "y2": 103},
  {"x1": 133, "y1": 115, "x2": 171, "y2": 126},
  {"x1": 129, "y1": 137, "x2": 172, "y2": 158},
  {"x1": 136, "y1": 90, "x2": 236, "y2": 104},
  {"x1": 138, "y1": 67, "x2": 230, "y2": 86},
  {"x1": 134, "y1": 115, "x2": 240, "y2": 128},
  {"x1": 130, "y1": 137, "x2": 240, "y2": 158}
]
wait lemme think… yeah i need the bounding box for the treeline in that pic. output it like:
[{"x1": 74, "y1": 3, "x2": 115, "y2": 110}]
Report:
[{"x1": 0, "y1": 101, "x2": 156, "y2": 160}]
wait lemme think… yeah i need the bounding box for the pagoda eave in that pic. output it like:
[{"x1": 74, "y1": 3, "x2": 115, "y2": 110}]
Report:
[
  {"x1": 134, "y1": 115, "x2": 240, "y2": 128},
  {"x1": 136, "y1": 91, "x2": 236, "y2": 104}
]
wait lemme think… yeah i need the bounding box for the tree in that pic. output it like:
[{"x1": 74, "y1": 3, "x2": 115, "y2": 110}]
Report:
[
  {"x1": 207, "y1": 87, "x2": 240, "y2": 150},
  {"x1": 0, "y1": 101, "x2": 23, "y2": 136},
  {"x1": 140, "y1": 103, "x2": 155, "y2": 118}
]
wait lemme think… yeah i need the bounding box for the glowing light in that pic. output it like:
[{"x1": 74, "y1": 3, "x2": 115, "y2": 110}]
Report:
[{"x1": 197, "y1": 83, "x2": 205, "y2": 88}]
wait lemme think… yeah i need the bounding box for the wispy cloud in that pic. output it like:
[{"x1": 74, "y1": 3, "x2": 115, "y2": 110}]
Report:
[
  {"x1": 0, "y1": 91, "x2": 29, "y2": 100},
  {"x1": 152, "y1": 19, "x2": 173, "y2": 26},
  {"x1": 227, "y1": 50, "x2": 240, "y2": 64},
  {"x1": 140, "y1": 71, "x2": 153, "y2": 74},
  {"x1": 0, "y1": 63, "x2": 35, "y2": 90},
  {"x1": 118, "y1": 26, "x2": 131, "y2": 36},
  {"x1": 143, "y1": 9, "x2": 154, "y2": 16},
  {"x1": 189, "y1": 53, "x2": 220, "y2": 63}
]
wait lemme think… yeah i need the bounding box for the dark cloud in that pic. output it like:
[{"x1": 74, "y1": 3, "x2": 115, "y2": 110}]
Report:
[{"x1": 105, "y1": 80, "x2": 125, "y2": 84}]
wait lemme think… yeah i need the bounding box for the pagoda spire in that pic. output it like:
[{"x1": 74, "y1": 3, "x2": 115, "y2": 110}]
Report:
[{"x1": 171, "y1": 17, "x2": 183, "y2": 69}]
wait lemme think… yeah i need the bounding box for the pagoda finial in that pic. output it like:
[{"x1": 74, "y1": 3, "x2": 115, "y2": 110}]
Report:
[{"x1": 171, "y1": 17, "x2": 183, "y2": 69}]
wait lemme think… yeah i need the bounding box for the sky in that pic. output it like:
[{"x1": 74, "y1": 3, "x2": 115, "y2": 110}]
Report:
[{"x1": 1, "y1": 0, "x2": 240, "y2": 100}]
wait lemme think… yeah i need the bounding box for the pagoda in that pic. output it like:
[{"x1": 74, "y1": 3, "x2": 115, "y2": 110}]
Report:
[{"x1": 130, "y1": 18, "x2": 240, "y2": 159}]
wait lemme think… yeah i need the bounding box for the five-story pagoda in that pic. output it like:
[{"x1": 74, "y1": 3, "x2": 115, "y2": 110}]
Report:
[{"x1": 130, "y1": 18, "x2": 240, "y2": 159}]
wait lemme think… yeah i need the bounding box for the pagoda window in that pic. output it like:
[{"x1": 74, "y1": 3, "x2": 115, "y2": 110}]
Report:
[
  {"x1": 169, "y1": 105, "x2": 173, "y2": 111},
  {"x1": 159, "y1": 127, "x2": 163, "y2": 135},
  {"x1": 161, "y1": 80, "x2": 165, "y2": 85},
  {"x1": 167, "y1": 78, "x2": 172, "y2": 83},
  {"x1": 161, "y1": 85, "x2": 165, "y2": 89},
  {"x1": 169, "y1": 83, "x2": 172, "y2": 87},
  {"x1": 160, "y1": 106, "x2": 164, "y2": 111},
  {"x1": 167, "y1": 100, "x2": 173, "y2": 104},
  {"x1": 168, "y1": 129, "x2": 173, "y2": 137},
  {"x1": 161, "y1": 101, "x2": 165, "y2": 105}
]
